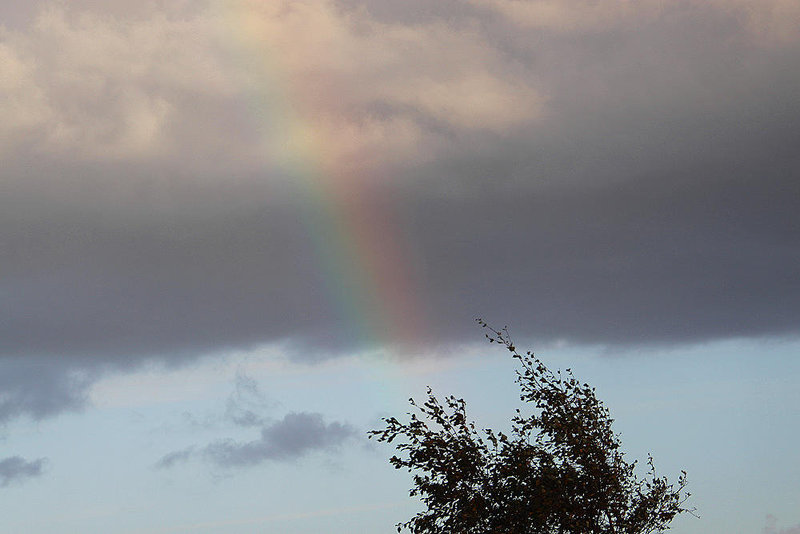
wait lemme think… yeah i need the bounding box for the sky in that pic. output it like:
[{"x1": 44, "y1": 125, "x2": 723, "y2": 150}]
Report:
[{"x1": 0, "y1": 0, "x2": 799, "y2": 532}]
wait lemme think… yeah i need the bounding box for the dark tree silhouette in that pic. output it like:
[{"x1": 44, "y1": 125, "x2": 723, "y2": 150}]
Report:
[{"x1": 370, "y1": 321, "x2": 694, "y2": 534}]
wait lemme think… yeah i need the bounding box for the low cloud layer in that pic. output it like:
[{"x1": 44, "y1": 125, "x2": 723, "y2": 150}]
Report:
[
  {"x1": 0, "y1": 359, "x2": 93, "y2": 423},
  {"x1": 204, "y1": 412, "x2": 357, "y2": 467},
  {"x1": 157, "y1": 412, "x2": 357, "y2": 469},
  {"x1": 154, "y1": 375, "x2": 356, "y2": 470},
  {"x1": 224, "y1": 372, "x2": 271, "y2": 428},
  {"x1": 0, "y1": 0, "x2": 798, "y2": 382},
  {"x1": 0, "y1": 456, "x2": 47, "y2": 487},
  {"x1": 154, "y1": 447, "x2": 195, "y2": 470}
]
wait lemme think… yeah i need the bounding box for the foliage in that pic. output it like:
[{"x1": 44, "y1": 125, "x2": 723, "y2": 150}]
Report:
[{"x1": 369, "y1": 321, "x2": 694, "y2": 534}]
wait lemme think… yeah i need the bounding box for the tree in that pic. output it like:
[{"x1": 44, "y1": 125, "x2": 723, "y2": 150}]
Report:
[{"x1": 369, "y1": 321, "x2": 694, "y2": 534}]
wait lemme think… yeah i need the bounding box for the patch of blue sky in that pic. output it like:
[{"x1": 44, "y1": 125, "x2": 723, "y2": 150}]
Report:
[{"x1": 1, "y1": 337, "x2": 798, "y2": 533}]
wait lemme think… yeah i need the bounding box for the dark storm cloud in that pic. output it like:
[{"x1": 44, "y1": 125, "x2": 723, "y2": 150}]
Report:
[
  {"x1": 0, "y1": 193, "x2": 342, "y2": 358},
  {"x1": 409, "y1": 168, "x2": 799, "y2": 346},
  {"x1": 203, "y1": 412, "x2": 357, "y2": 467},
  {"x1": 402, "y1": 3, "x2": 800, "y2": 345},
  {"x1": 1, "y1": 0, "x2": 798, "y2": 377},
  {"x1": 0, "y1": 456, "x2": 47, "y2": 487}
]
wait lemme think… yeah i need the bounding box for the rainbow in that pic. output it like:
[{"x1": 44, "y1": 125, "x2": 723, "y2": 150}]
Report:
[{"x1": 217, "y1": 2, "x2": 428, "y2": 353}]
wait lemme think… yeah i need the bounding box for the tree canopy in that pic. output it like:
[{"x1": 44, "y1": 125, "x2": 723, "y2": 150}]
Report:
[{"x1": 369, "y1": 321, "x2": 694, "y2": 534}]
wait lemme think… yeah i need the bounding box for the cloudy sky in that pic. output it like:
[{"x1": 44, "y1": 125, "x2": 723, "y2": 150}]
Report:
[{"x1": 1, "y1": 0, "x2": 799, "y2": 532}]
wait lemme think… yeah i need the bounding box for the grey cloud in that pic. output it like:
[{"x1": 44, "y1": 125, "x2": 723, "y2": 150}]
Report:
[
  {"x1": 154, "y1": 374, "x2": 270, "y2": 439},
  {"x1": 156, "y1": 377, "x2": 355, "y2": 470},
  {"x1": 0, "y1": 456, "x2": 48, "y2": 487},
  {"x1": 0, "y1": 359, "x2": 94, "y2": 423},
  {"x1": 203, "y1": 412, "x2": 357, "y2": 467},
  {"x1": 225, "y1": 372, "x2": 271, "y2": 428},
  {"x1": 154, "y1": 447, "x2": 195, "y2": 470},
  {"x1": 226, "y1": 409, "x2": 265, "y2": 429}
]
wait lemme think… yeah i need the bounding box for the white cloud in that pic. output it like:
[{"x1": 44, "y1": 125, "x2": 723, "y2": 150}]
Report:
[
  {"x1": 713, "y1": 0, "x2": 800, "y2": 44},
  {"x1": 0, "y1": 0, "x2": 543, "y2": 172},
  {"x1": 469, "y1": 0, "x2": 800, "y2": 45},
  {"x1": 221, "y1": 0, "x2": 543, "y2": 169},
  {"x1": 0, "y1": 40, "x2": 53, "y2": 149},
  {"x1": 466, "y1": 0, "x2": 664, "y2": 32},
  {"x1": 0, "y1": 3, "x2": 246, "y2": 161}
]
